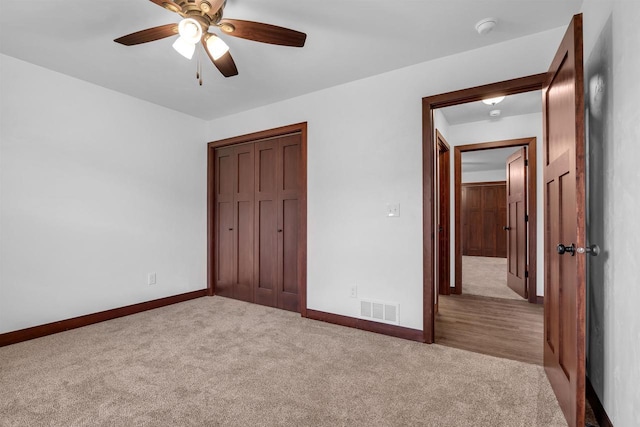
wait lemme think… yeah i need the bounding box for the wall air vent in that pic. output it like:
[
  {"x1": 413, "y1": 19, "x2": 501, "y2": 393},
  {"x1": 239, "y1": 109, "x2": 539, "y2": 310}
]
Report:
[{"x1": 359, "y1": 299, "x2": 399, "y2": 325}]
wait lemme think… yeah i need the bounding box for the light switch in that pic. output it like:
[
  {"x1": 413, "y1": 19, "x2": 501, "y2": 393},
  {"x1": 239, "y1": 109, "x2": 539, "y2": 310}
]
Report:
[{"x1": 387, "y1": 203, "x2": 400, "y2": 217}]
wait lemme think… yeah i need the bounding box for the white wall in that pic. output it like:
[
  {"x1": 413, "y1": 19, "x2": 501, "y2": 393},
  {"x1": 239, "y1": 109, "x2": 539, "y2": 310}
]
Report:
[
  {"x1": 205, "y1": 29, "x2": 565, "y2": 330},
  {"x1": 582, "y1": 1, "x2": 640, "y2": 425},
  {"x1": 447, "y1": 113, "x2": 544, "y2": 296},
  {"x1": 462, "y1": 169, "x2": 506, "y2": 183},
  {"x1": 0, "y1": 55, "x2": 207, "y2": 333}
]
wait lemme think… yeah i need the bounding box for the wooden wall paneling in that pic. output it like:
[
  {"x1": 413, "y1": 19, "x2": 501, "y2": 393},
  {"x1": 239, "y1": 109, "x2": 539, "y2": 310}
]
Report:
[{"x1": 461, "y1": 182, "x2": 506, "y2": 258}]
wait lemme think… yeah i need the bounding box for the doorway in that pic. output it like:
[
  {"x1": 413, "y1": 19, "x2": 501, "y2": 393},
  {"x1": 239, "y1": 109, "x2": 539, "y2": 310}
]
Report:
[
  {"x1": 453, "y1": 138, "x2": 538, "y2": 303},
  {"x1": 422, "y1": 73, "x2": 546, "y2": 343}
]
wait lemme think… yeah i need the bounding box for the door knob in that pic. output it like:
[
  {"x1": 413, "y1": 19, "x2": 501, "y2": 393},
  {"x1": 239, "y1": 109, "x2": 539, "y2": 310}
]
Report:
[
  {"x1": 557, "y1": 243, "x2": 576, "y2": 256},
  {"x1": 228, "y1": 228, "x2": 233, "y2": 231},
  {"x1": 577, "y1": 244, "x2": 600, "y2": 256},
  {"x1": 277, "y1": 229, "x2": 283, "y2": 233},
  {"x1": 503, "y1": 226, "x2": 511, "y2": 231}
]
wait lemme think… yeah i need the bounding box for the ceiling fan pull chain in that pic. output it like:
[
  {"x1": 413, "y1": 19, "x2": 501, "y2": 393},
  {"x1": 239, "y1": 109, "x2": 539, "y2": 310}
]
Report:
[{"x1": 197, "y1": 49, "x2": 203, "y2": 86}]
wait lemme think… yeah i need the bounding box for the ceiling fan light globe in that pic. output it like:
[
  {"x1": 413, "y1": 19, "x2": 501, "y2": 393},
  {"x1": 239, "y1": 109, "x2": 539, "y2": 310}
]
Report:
[
  {"x1": 178, "y1": 18, "x2": 203, "y2": 44},
  {"x1": 173, "y1": 36, "x2": 196, "y2": 59},
  {"x1": 206, "y1": 35, "x2": 230, "y2": 60}
]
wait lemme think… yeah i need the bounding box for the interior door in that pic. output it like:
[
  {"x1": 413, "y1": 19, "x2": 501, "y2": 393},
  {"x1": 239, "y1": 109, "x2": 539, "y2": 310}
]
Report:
[
  {"x1": 506, "y1": 147, "x2": 527, "y2": 298},
  {"x1": 277, "y1": 134, "x2": 301, "y2": 312},
  {"x1": 214, "y1": 145, "x2": 255, "y2": 301},
  {"x1": 543, "y1": 14, "x2": 586, "y2": 427},
  {"x1": 254, "y1": 134, "x2": 301, "y2": 312},
  {"x1": 254, "y1": 138, "x2": 279, "y2": 308}
]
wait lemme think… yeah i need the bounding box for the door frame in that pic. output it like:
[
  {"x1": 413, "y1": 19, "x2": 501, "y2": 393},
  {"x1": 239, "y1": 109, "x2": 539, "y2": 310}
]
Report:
[
  {"x1": 207, "y1": 122, "x2": 308, "y2": 317},
  {"x1": 422, "y1": 73, "x2": 547, "y2": 343},
  {"x1": 453, "y1": 137, "x2": 537, "y2": 304}
]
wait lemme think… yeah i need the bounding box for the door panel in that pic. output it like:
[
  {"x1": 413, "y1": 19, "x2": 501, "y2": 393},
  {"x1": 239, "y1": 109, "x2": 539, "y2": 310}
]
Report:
[
  {"x1": 215, "y1": 148, "x2": 234, "y2": 298},
  {"x1": 255, "y1": 140, "x2": 279, "y2": 307},
  {"x1": 278, "y1": 135, "x2": 301, "y2": 311},
  {"x1": 281, "y1": 199, "x2": 299, "y2": 297},
  {"x1": 506, "y1": 147, "x2": 527, "y2": 298},
  {"x1": 543, "y1": 14, "x2": 586, "y2": 427},
  {"x1": 235, "y1": 200, "x2": 254, "y2": 301},
  {"x1": 234, "y1": 144, "x2": 255, "y2": 302}
]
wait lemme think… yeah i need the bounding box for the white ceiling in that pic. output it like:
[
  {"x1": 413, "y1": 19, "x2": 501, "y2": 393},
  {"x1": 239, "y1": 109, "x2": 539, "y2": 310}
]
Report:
[
  {"x1": 0, "y1": 1, "x2": 582, "y2": 121},
  {"x1": 462, "y1": 147, "x2": 522, "y2": 173}
]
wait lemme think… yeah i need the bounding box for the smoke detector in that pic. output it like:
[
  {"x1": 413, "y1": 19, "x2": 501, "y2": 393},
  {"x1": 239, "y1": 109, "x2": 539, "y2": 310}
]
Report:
[
  {"x1": 475, "y1": 18, "x2": 497, "y2": 35},
  {"x1": 489, "y1": 109, "x2": 501, "y2": 118}
]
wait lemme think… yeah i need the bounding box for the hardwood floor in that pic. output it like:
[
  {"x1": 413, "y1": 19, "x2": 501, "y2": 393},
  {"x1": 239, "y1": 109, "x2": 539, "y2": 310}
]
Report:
[{"x1": 435, "y1": 293, "x2": 543, "y2": 365}]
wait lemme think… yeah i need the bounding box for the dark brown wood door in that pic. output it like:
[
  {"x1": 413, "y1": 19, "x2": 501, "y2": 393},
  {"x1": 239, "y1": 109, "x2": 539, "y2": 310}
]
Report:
[
  {"x1": 254, "y1": 135, "x2": 301, "y2": 312},
  {"x1": 506, "y1": 147, "x2": 527, "y2": 298},
  {"x1": 214, "y1": 147, "x2": 234, "y2": 298},
  {"x1": 214, "y1": 144, "x2": 255, "y2": 302},
  {"x1": 254, "y1": 138, "x2": 279, "y2": 308},
  {"x1": 543, "y1": 14, "x2": 586, "y2": 427},
  {"x1": 462, "y1": 182, "x2": 507, "y2": 258},
  {"x1": 277, "y1": 135, "x2": 301, "y2": 312}
]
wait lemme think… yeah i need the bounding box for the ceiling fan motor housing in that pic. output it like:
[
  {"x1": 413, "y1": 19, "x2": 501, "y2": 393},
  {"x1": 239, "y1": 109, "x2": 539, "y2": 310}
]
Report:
[{"x1": 162, "y1": 0, "x2": 225, "y2": 27}]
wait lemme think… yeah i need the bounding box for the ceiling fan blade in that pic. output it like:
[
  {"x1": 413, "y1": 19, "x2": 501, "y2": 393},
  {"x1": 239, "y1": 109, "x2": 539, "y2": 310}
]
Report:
[
  {"x1": 218, "y1": 19, "x2": 306, "y2": 47},
  {"x1": 211, "y1": 51, "x2": 239, "y2": 78},
  {"x1": 202, "y1": 36, "x2": 238, "y2": 77},
  {"x1": 114, "y1": 24, "x2": 179, "y2": 46},
  {"x1": 148, "y1": 0, "x2": 182, "y2": 14}
]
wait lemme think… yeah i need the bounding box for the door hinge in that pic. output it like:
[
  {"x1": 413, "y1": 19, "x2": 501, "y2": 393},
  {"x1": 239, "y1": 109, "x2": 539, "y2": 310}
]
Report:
[
  {"x1": 525, "y1": 270, "x2": 529, "y2": 278},
  {"x1": 525, "y1": 159, "x2": 529, "y2": 166},
  {"x1": 525, "y1": 214, "x2": 529, "y2": 222}
]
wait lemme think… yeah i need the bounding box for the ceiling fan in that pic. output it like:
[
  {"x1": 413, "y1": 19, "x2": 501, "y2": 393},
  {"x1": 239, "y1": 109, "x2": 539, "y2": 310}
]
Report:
[{"x1": 114, "y1": 0, "x2": 307, "y2": 78}]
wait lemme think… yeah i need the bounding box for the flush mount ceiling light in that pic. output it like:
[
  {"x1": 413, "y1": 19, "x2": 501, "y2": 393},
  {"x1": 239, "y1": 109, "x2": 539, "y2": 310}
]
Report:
[
  {"x1": 475, "y1": 17, "x2": 497, "y2": 35},
  {"x1": 482, "y1": 96, "x2": 506, "y2": 106}
]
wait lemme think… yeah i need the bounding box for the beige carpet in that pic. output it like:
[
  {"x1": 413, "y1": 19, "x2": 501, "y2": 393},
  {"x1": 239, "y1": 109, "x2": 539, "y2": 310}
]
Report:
[
  {"x1": 462, "y1": 256, "x2": 523, "y2": 300},
  {"x1": 0, "y1": 297, "x2": 566, "y2": 426}
]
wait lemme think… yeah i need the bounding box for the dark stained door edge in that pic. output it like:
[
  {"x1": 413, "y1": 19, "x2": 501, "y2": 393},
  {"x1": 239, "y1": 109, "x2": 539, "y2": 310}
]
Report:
[{"x1": 0, "y1": 289, "x2": 208, "y2": 348}]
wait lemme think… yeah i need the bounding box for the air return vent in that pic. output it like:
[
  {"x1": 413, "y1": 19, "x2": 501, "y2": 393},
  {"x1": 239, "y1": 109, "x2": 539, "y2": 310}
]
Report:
[{"x1": 359, "y1": 299, "x2": 399, "y2": 325}]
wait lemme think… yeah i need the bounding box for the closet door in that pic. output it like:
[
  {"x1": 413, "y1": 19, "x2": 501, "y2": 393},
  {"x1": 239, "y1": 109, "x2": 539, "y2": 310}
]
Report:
[
  {"x1": 278, "y1": 134, "x2": 300, "y2": 312},
  {"x1": 214, "y1": 145, "x2": 255, "y2": 301},
  {"x1": 254, "y1": 139, "x2": 279, "y2": 307},
  {"x1": 254, "y1": 135, "x2": 301, "y2": 311},
  {"x1": 233, "y1": 144, "x2": 255, "y2": 302},
  {"x1": 214, "y1": 147, "x2": 235, "y2": 298}
]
